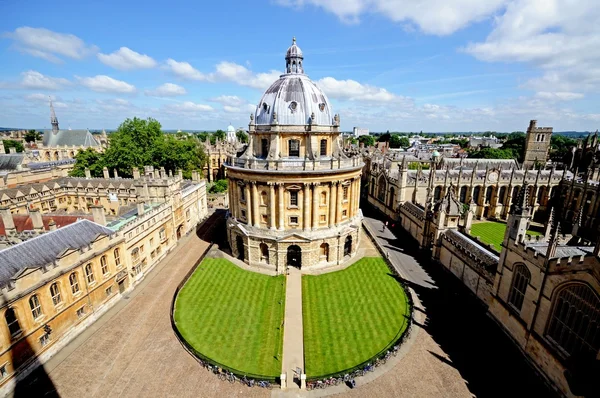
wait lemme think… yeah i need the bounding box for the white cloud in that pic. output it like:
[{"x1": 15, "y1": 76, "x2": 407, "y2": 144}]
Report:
[
  {"x1": 209, "y1": 95, "x2": 247, "y2": 107},
  {"x1": 97, "y1": 47, "x2": 157, "y2": 70},
  {"x1": 145, "y1": 83, "x2": 187, "y2": 97},
  {"x1": 3, "y1": 26, "x2": 98, "y2": 62},
  {"x1": 25, "y1": 93, "x2": 57, "y2": 102},
  {"x1": 77, "y1": 75, "x2": 136, "y2": 93},
  {"x1": 534, "y1": 91, "x2": 584, "y2": 101},
  {"x1": 275, "y1": 0, "x2": 506, "y2": 35},
  {"x1": 163, "y1": 101, "x2": 214, "y2": 114},
  {"x1": 317, "y1": 77, "x2": 402, "y2": 102},
  {"x1": 165, "y1": 59, "x2": 208, "y2": 81},
  {"x1": 19, "y1": 70, "x2": 70, "y2": 90}
]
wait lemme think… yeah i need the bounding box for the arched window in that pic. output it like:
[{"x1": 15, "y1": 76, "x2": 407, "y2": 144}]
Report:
[
  {"x1": 85, "y1": 263, "x2": 95, "y2": 284},
  {"x1": 320, "y1": 139, "x2": 327, "y2": 156},
  {"x1": 261, "y1": 138, "x2": 269, "y2": 158},
  {"x1": 5, "y1": 308, "x2": 21, "y2": 337},
  {"x1": 29, "y1": 295, "x2": 42, "y2": 319},
  {"x1": 260, "y1": 191, "x2": 268, "y2": 206},
  {"x1": 507, "y1": 264, "x2": 531, "y2": 311},
  {"x1": 319, "y1": 243, "x2": 329, "y2": 262},
  {"x1": 460, "y1": 186, "x2": 467, "y2": 203},
  {"x1": 377, "y1": 176, "x2": 386, "y2": 202},
  {"x1": 259, "y1": 243, "x2": 269, "y2": 264},
  {"x1": 547, "y1": 284, "x2": 600, "y2": 356},
  {"x1": 100, "y1": 256, "x2": 109, "y2": 275},
  {"x1": 434, "y1": 186, "x2": 442, "y2": 200},
  {"x1": 50, "y1": 283, "x2": 61, "y2": 306},
  {"x1": 499, "y1": 186, "x2": 507, "y2": 203},
  {"x1": 473, "y1": 186, "x2": 481, "y2": 204},
  {"x1": 114, "y1": 248, "x2": 121, "y2": 267},
  {"x1": 70, "y1": 272, "x2": 80, "y2": 294},
  {"x1": 485, "y1": 186, "x2": 493, "y2": 204},
  {"x1": 320, "y1": 191, "x2": 327, "y2": 205}
]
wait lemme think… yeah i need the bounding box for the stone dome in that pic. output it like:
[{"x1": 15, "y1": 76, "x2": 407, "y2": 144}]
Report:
[
  {"x1": 254, "y1": 38, "x2": 333, "y2": 126},
  {"x1": 227, "y1": 124, "x2": 235, "y2": 133}
]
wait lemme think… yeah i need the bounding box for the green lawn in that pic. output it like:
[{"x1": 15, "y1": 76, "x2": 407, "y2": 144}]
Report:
[
  {"x1": 470, "y1": 221, "x2": 542, "y2": 251},
  {"x1": 174, "y1": 258, "x2": 285, "y2": 377},
  {"x1": 302, "y1": 257, "x2": 411, "y2": 378}
]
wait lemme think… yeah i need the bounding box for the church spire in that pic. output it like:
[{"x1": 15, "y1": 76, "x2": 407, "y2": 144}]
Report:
[{"x1": 50, "y1": 97, "x2": 59, "y2": 134}]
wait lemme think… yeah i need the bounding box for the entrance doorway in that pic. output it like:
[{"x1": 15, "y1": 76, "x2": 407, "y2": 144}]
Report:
[
  {"x1": 344, "y1": 235, "x2": 352, "y2": 256},
  {"x1": 236, "y1": 235, "x2": 245, "y2": 261},
  {"x1": 176, "y1": 225, "x2": 183, "y2": 239},
  {"x1": 118, "y1": 280, "x2": 126, "y2": 294},
  {"x1": 287, "y1": 245, "x2": 301, "y2": 268}
]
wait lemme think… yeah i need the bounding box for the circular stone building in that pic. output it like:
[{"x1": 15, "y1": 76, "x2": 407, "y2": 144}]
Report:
[{"x1": 225, "y1": 38, "x2": 363, "y2": 271}]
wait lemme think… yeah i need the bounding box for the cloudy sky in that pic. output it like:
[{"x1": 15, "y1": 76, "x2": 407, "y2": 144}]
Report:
[{"x1": 1, "y1": 0, "x2": 599, "y2": 132}]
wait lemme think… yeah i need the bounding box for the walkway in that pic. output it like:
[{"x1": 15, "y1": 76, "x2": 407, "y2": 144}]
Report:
[
  {"x1": 14, "y1": 213, "x2": 269, "y2": 398},
  {"x1": 281, "y1": 267, "x2": 304, "y2": 389}
]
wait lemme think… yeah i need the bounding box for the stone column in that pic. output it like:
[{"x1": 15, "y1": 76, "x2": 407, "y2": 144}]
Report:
[
  {"x1": 355, "y1": 177, "x2": 361, "y2": 216},
  {"x1": 231, "y1": 181, "x2": 238, "y2": 219},
  {"x1": 329, "y1": 182, "x2": 337, "y2": 228},
  {"x1": 303, "y1": 183, "x2": 311, "y2": 231},
  {"x1": 312, "y1": 183, "x2": 320, "y2": 230},
  {"x1": 245, "y1": 183, "x2": 252, "y2": 226},
  {"x1": 278, "y1": 183, "x2": 285, "y2": 230},
  {"x1": 252, "y1": 182, "x2": 260, "y2": 227},
  {"x1": 269, "y1": 183, "x2": 276, "y2": 229},
  {"x1": 336, "y1": 181, "x2": 343, "y2": 225},
  {"x1": 228, "y1": 180, "x2": 234, "y2": 216}
]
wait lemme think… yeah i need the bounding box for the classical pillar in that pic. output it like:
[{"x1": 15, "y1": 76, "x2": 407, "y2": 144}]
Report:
[
  {"x1": 355, "y1": 177, "x2": 361, "y2": 215},
  {"x1": 278, "y1": 183, "x2": 285, "y2": 230},
  {"x1": 252, "y1": 182, "x2": 260, "y2": 227},
  {"x1": 312, "y1": 182, "x2": 320, "y2": 230},
  {"x1": 303, "y1": 183, "x2": 311, "y2": 231},
  {"x1": 329, "y1": 182, "x2": 337, "y2": 228},
  {"x1": 269, "y1": 183, "x2": 276, "y2": 229},
  {"x1": 244, "y1": 183, "x2": 252, "y2": 226},
  {"x1": 336, "y1": 181, "x2": 343, "y2": 225},
  {"x1": 229, "y1": 180, "x2": 235, "y2": 218}
]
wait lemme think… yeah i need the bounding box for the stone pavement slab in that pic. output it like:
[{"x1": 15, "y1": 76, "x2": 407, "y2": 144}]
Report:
[{"x1": 281, "y1": 267, "x2": 304, "y2": 390}]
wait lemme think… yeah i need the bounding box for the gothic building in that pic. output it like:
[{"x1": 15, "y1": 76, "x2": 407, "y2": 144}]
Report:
[
  {"x1": 523, "y1": 119, "x2": 553, "y2": 169},
  {"x1": 225, "y1": 38, "x2": 363, "y2": 271}
]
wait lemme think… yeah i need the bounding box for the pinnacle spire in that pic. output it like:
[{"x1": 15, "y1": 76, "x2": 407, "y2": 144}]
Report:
[{"x1": 50, "y1": 97, "x2": 59, "y2": 134}]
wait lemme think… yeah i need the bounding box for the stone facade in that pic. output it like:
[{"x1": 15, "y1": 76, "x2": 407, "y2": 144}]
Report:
[
  {"x1": 225, "y1": 39, "x2": 363, "y2": 272},
  {"x1": 523, "y1": 120, "x2": 553, "y2": 169}
]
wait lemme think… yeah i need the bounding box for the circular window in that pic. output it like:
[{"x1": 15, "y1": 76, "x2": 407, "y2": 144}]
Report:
[
  {"x1": 319, "y1": 103, "x2": 326, "y2": 112},
  {"x1": 289, "y1": 101, "x2": 298, "y2": 113}
]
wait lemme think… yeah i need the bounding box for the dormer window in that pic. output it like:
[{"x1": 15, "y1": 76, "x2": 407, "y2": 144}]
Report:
[
  {"x1": 289, "y1": 101, "x2": 297, "y2": 113},
  {"x1": 262, "y1": 103, "x2": 269, "y2": 113},
  {"x1": 319, "y1": 103, "x2": 326, "y2": 112}
]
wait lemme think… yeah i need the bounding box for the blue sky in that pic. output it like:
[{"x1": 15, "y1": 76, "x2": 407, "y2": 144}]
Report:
[{"x1": 1, "y1": 0, "x2": 599, "y2": 132}]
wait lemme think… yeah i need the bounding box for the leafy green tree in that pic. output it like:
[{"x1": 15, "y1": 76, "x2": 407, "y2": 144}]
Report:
[
  {"x1": 209, "y1": 179, "x2": 228, "y2": 193},
  {"x1": 390, "y1": 134, "x2": 410, "y2": 148},
  {"x1": 236, "y1": 130, "x2": 248, "y2": 143},
  {"x1": 550, "y1": 135, "x2": 578, "y2": 160},
  {"x1": 24, "y1": 130, "x2": 42, "y2": 143},
  {"x1": 378, "y1": 132, "x2": 391, "y2": 142},
  {"x1": 468, "y1": 147, "x2": 516, "y2": 159},
  {"x1": 211, "y1": 129, "x2": 227, "y2": 144},
  {"x1": 69, "y1": 148, "x2": 105, "y2": 177},
  {"x1": 196, "y1": 132, "x2": 210, "y2": 142},
  {"x1": 3, "y1": 140, "x2": 24, "y2": 153},
  {"x1": 152, "y1": 135, "x2": 207, "y2": 179},
  {"x1": 358, "y1": 135, "x2": 375, "y2": 147}
]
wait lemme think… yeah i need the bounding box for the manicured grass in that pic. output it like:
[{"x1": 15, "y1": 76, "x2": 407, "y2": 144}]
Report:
[
  {"x1": 174, "y1": 258, "x2": 286, "y2": 377},
  {"x1": 302, "y1": 257, "x2": 411, "y2": 377},
  {"x1": 470, "y1": 221, "x2": 542, "y2": 251}
]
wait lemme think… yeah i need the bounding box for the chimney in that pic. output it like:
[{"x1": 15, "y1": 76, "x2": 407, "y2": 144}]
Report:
[
  {"x1": 29, "y1": 208, "x2": 44, "y2": 232},
  {"x1": 90, "y1": 205, "x2": 106, "y2": 226},
  {"x1": 137, "y1": 201, "x2": 145, "y2": 216},
  {"x1": 191, "y1": 170, "x2": 199, "y2": 182},
  {"x1": 0, "y1": 207, "x2": 16, "y2": 235},
  {"x1": 113, "y1": 168, "x2": 119, "y2": 179},
  {"x1": 103, "y1": 167, "x2": 109, "y2": 179},
  {"x1": 9, "y1": 147, "x2": 16, "y2": 154},
  {"x1": 48, "y1": 219, "x2": 57, "y2": 231},
  {"x1": 85, "y1": 168, "x2": 91, "y2": 179},
  {"x1": 133, "y1": 167, "x2": 141, "y2": 179}
]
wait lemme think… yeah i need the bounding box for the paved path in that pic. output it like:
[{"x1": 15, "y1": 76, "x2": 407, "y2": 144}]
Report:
[
  {"x1": 15, "y1": 215, "x2": 269, "y2": 398},
  {"x1": 281, "y1": 267, "x2": 304, "y2": 389}
]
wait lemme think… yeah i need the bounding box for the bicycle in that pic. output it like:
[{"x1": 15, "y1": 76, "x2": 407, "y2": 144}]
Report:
[{"x1": 257, "y1": 380, "x2": 271, "y2": 389}]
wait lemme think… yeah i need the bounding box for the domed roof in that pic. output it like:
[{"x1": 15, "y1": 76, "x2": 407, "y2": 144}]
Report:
[
  {"x1": 254, "y1": 38, "x2": 333, "y2": 126},
  {"x1": 227, "y1": 124, "x2": 235, "y2": 133}
]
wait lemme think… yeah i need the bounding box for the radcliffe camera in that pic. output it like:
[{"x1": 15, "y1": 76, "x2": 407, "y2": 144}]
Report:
[{"x1": 0, "y1": 1, "x2": 598, "y2": 398}]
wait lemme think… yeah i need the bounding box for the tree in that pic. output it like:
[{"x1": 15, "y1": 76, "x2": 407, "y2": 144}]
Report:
[
  {"x1": 69, "y1": 148, "x2": 105, "y2": 177},
  {"x1": 468, "y1": 147, "x2": 515, "y2": 159},
  {"x1": 209, "y1": 179, "x2": 228, "y2": 193},
  {"x1": 550, "y1": 135, "x2": 578, "y2": 160},
  {"x1": 24, "y1": 130, "x2": 42, "y2": 143},
  {"x1": 196, "y1": 132, "x2": 210, "y2": 143},
  {"x1": 211, "y1": 129, "x2": 226, "y2": 144},
  {"x1": 3, "y1": 140, "x2": 24, "y2": 153},
  {"x1": 390, "y1": 134, "x2": 410, "y2": 148},
  {"x1": 236, "y1": 130, "x2": 248, "y2": 143},
  {"x1": 152, "y1": 135, "x2": 207, "y2": 179},
  {"x1": 358, "y1": 135, "x2": 375, "y2": 147},
  {"x1": 378, "y1": 132, "x2": 391, "y2": 142}
]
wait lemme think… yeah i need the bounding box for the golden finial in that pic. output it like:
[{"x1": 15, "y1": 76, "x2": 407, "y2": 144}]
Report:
[{"x1": 292, "y1": 36, "x2": 296, "y2": 44}]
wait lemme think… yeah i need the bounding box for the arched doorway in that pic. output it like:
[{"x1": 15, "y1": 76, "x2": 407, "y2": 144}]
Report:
[
  {"x1": 260, "y1": 243, "x2": 269, "y2": 264},
  {"x1": 287, "y1": 245, "x2": 301, "y2": 268},
  {"x1": 344, "y1": 235, "x2": 352, "y2": 256},
  {"x1": 236, "y1": 235, "x2": 245, "y2": 261},
  {"x1": 176, "y1": 225, "x2": 183, "y2": 239}
]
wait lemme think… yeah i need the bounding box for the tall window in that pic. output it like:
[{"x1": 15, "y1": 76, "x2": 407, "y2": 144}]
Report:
[
  {"x1": 5, "y1": 308, "x2": 21, "y2": 337},
  {"x1": 101, "y1": 256, "x2": 109, "y2": 275},
  {"x1": 320, "y1": 243, "x2": 329, "y2": 262},
  {"x1": 114, "y1": 248, "x2": 121, "y2": 267},
  {"x1": 389, "y1": 187, "x2": 395, "y2": 208},
  {"x1": 290, "y1": 191, "x2": 298, "y2": 206},
  {"x1": 261, "y1": 138, "x2": 269, "y2": 158},
  {"x1": 434, "y1": 186, "x2": 442, "y2": 200},
  {"x1": 507, "y1": 264, "x2": 531, "y2": 311},
  {"x1": 485, "y1": 186, "x2": 493, "y2": 204},
  {"x1": 473, "y1": 186, "x2": 481, "y2": 204},
  {"x1": 50, "y1": 283, "x2": 61, "y2": 306},
  {"x1": 499, "y1": 186, "x2": 507, "y2": 203},
  {"x1": 261, "y1": 191, "x2": 268, "y2": 205},
  {"x1": 547, "y1": 284, "x2": 600, "y2": 356},
  {"x1": 320, "y1": 139, "x2": 327, "y2": 156},
  {"x1": 320, "y1": 192, "x2": 327, "y2": 205},
  {"x1": 460, "y1": 186, "x2": 467, "y2": 203},
  {"x1": 343, "y1": 186, "x2": 349, "y2": 200},
  {"x1": 29, "y1": 295, "x2": 42, "y2": 319},
  {"x1": 239, "y1": 186, "x2": 246, "y2": 201},
  {"x1": 259, "y1": 243, "x2": 269, "y2": 264},
  {"x1": 377, "y1": 176, "x2": 386, "y2": 202},
  {"x1": 85, "y1": 263, "x2": 95, "y2": 284},
  {"x1": 70, "y1": 273, "x2": 80, "y2": 294},
  {"x1": 289, "y1": 139, "x2": 300, "y2": 157}
]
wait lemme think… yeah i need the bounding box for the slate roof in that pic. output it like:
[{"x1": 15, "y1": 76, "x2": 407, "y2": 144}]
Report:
[
  {"x1": 0, "y1": 154, "x2": 25, "y2": 170},
  {"x1": 0, "y1": 220, "x2": 114, "y2": 286},
  {"x1": 524, "y1": 242, "x2": 595, "y2": 259},
  {"x1": 42, "y1": 129, "x2": 100, "y2": 147}
]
